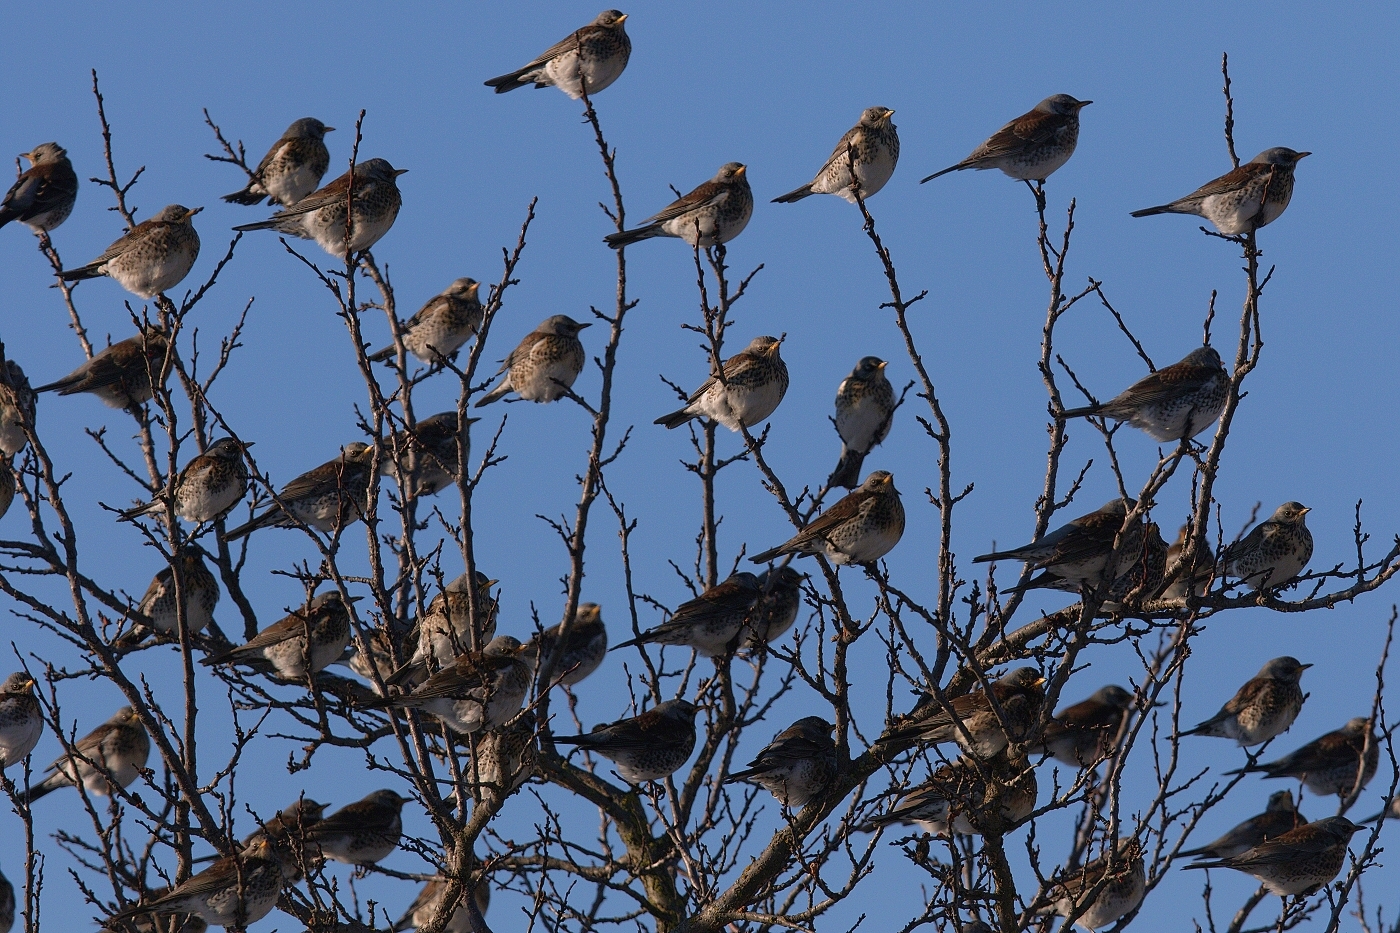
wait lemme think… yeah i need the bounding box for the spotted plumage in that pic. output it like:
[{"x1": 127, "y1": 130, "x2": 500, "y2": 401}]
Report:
[
  {"x1": 742, "y1": 566, "x2": 805, "y2": 650},
  {"x1": 828, "y1": 357, "x2": 895, "y2": 489},
  {"x1": 922, "y1": 94, "x2": 1091, "y2": 183},
  {"x1": 307, "y1": 789, "x2": 407, "y2": 865},
  {"x1": 1222, "y1": 502, "x2": 1313, "y2": 590},
  {"x1": 1039, "y1": 838, "x2": 1146, "y2": 930},
  {"x1": 1162, "y1": 523, "x2": 1214, "y2": 601},
  {"x1": 380, "y1": 411, "x2": 478, "y2": 499},
  {"x1": 975, "y1": 498, "x2": 1144, "y2": 592},
  {"x1": 475, "y1": 315, "x2": 589, "y2": 406},
  {"x1": 1062, "y1": 347, "x2": 1228, "y2": 442},
  {"x1": 225, "y1": 442, "x2": 376, "y2": 539},
  {"x1": 1035, "y1": 684, "x2": 1135, "y2": 767},
  {"x1": 127, "y1": 544, "x2": 220, "y2": 641},
  {"x1": 107, "y1": 837, "x2": 282, "y2": 930},
  {"x1": 485, "y1": 10, "x2": 631, "y2": 99},
  {"x1": 751, "y1": 471, "x2": 905, "y2": 566},
  {"x1": 1185, "y1": 656, "x2": 1310, "y2": 746},
  {"x1": 1132, "y1": 148, "x2": 1310, "y2": 235},
  {"x1": 0, "y1": 360, "x2": 35, "y2": 457},
  {"x1": 235, "y1": 158, "x2": 406, "y2": 256},
  {"x1": 527, "y1": 603, "x2": 608, "y2": 686},
  {"x1": 775, "y1": 107, "x2": 899, "y2": 204},
  {"x1": 0, "y1": 672, "x2": 42, "y2": 770},
  {"x1": 878, "y1": 667, "x2": 1047, "y2": 759},
  {"x1": 21, "y1": 706, "x2": 150, "y2": 804},
  {"x1": 612, "y1": 572, "x2": 761, "y2": 657},
  {"x1": 554, "y1": 698, "x2": 699, "y2": 783},
  {"x1": 121, "y1": 437, "x2": 250, "y2": 524},
  {"x1": 242, "y1": 797, "x2": 327, "y2": 883},
  {"x1": 474, "y1": 710, "x2": 537, "y2": 793},
  {"x1": 1184, "y1": 817, "x2": 1361, "y2": 897},
  {"x1": 656, "y1": 335, "x2": 788, "y2": 432},
  {"x1": 0, "y1": 142, "x2": 78, "y2": 233},
  {"x1": 203, "y1": 591, "x2": 357, "y2": 680},
  {"x1": 370, "y1": 278, "x2": 483, "y2": 365},
  {"x1": 866, "y1": 753, "x2": 1036, "y2": 837},
  {"x1": 1229, "y1": 717, "x2": 1379, "y2": 798},
  {"x1": 1182, "y1": 790, "x2": 1306, "y2": 860},
  {"x1": 367, "y1": 635, "x2": 532, "y2": 735},
  {"x1": 605, "y1": 162, "x2": 752, "y2": 249},
  {"x1": 59, "y1": 205, "x2": 201, "y2": 298},
  {"x1": 385, "y1": 572, "x2": 499, "y2": 688},
  {"x1": 724, "y1": 716, "x2": 836, "y2": 809},
  {"x1": 35, "y1": 329, "x2": 177, "y2": 410},
  {"x1": 223, "y1": 117, "x2": 334, "y2": 207}
]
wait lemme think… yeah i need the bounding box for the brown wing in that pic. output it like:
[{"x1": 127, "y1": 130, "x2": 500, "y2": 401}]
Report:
[
  {"x1": 1108, "y1": 360, "x2": 1222, "y2": 410},
  {"x1": 786, "y1": 488, "x2": 875, "y2": 546},
  {"x1": 644, "y1": 179, "x2": 730, "y2": 225},
  {"x1": 1175, "y1": 162, "x2": 1270, "y2": 202},
  {"x1": 971, "y1": 109, "x2": 1068, "y2": 161}
]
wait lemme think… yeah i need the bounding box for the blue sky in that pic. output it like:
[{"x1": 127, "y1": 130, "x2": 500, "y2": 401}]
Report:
[{"x1": 2, "y1": 2, "x2": 1398, "y2": 930}]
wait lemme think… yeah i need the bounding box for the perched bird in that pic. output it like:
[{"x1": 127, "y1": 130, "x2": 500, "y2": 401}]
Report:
[
  {"x1": 612, "y1": 572, "x2": 762, "y2": 657},
  {"x1": 974, "y1": 499, "x2": 1142, "y2": 592},
  {"x1": 0, "y1": 464, "x2": 11, "y2": 523},
  {"x1": 865, "y1": 753, "x2": 1037, "y2": 837},
  {"x1": 475, "y1": 315, "x2": 590, "y2": 406},
  {"x1": 126, "y1": 544, "x2": 220, "y2": 642},
  {"x1": 742, "y1": 566, "x2": 806, "y2": 650},
  {"x1": 0, "y1": 142, "x2": 78, "y2": 233},
  {"x1": 369, "y1": 278, "x2": 483, "y2": 365},
  {"x1": 1228, "y1": 717, "x2": 1379, "y2": 798},
  {"x1": 655, "y1": 335, "x2": 788, "y2": 432},
  {"x1": 1020, "y1": 522, "x2": 1170, "y2": 611},
  {"x1": 828, "y1": 357, "x2": 895, "y2": 490},
  {"x1": 222, "y1": 117, "x2": 334, "y2": 207},
  {"x1": 365, "y1": 635, "x2": 532, "y2": 735},
  {"x1": 1221, "y1": 502, "x2": 1314, "y2": 591},
  {"x1": 341, "y1": 626, "x2": 403, "y2": 687},
  {"x1": 58, "y1": 205, "x2": 202, "y2": 299},
  {"x1": 1361, "y1": 794, "x2": 1400, "y2": 825},
  {"x1": 1062, "y1": 347, "x2": 1228, "y2": 443},
  {"x1": 922, "y1": 95, "x2": 1092, "y2": 183},
  {"x1": 0, "y1": 863, "x2": 11, "y2": 933},
  {"x1": 308, "y1": 789, "x2": 407, "y2": 865},
  {"x1": 774, "y1": 107, "x2": 899, "y2": 204},
  {"x1": 474, "y1": 710, "x2": 537, "y2": 793},
  {"x1": 1181, "y1": 790, "x2": 1306, "y2": 860},
  {"x1": 106, "y1": 837, "x2": 283, "y2": 930},
  {"x1": 242, "y1": 797, "x2": 327, "y2": 883},
  {"x1": 120, "y1": 437, "x2": 251, "y2": 524},
  {"x1": 878, "y1": 667, "x2": 1047, "y2": 759},
  {"x1": 1131, "y1": 148, "x2": 1311, "y2": 235},
  {"x1": 0, "y1": 672, "x2": 42, "y2": 769},
  {"x1": 724, "y1": 716, "x2": 836, "y2": 809},
  {"x1": 381, "y1": 411, "x2": 478, "y2": 498},
  {"x1": 1039, "y1": 838, "x2": 1145, "y2": 930},
  {"x1": 35, "y1": 329, "x2": 177, "y2": 410},
  {"x1": 202, "y1": 591, "x2": 357, "y2": 681},
  {"x1": 485, "y1": 10, "x2": 631, "y2": 99},
  {"x1": 1162, "y1": 524, "x2": 1214, "y2": 601},
  {"x1": 604, "y1": 163, "x2": 752, "y2": 249},
  {"x1": 1184, "y1": 656, "x2": 1310, "y2": 746},
  {"x1": 1034, "y1": 684, "x2": 1135, "y2": 767},
  {"x1": 234, "y1": 158, "x2": 406, "y2": 256},
  {"x1": 394, "y1": 878, "x2": 491, "y2": 933},
  {"x1": 22, "y1": 706, "x2": 150, "y2": 804},
  {"x1": 527, "y1": 603, "x2": 608, "y2": 686},
  {"x1": 554, "y1": 698, "x2": 699, "y2": 783},
  {"x1": 224, "y1": 442, "x2": 376, "y2": 539},
  {"x1": 750, "y1": 471, "x2": 905, "y2": 566},
  {"x1": 385, "y1": 572, "x2": 499, "y2": 687},
  {"x1": 1184, "y1": 817, "x2": 1362, "y2": 897},
  {"x1": 0, "y1": 359, "x2": 35, "y2": 457},
  {"x1": 100, "y1": 898, "x2": 206, "y2": 933}
]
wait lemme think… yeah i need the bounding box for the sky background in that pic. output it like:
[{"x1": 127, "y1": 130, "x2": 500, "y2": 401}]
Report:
[{"x1": 2, "y1": 1, "x2": 1399, "y2": 930}]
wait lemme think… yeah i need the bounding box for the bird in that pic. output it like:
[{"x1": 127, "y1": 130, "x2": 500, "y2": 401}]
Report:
[
  {"x1": 1061, "y1": 347, "x2": 1229, "y2": 443},
  {"x1": 774, "y1": 107, "x2": 899, "y2": 204},
  {"x1": 974, "y1": 499, "x2": 1143, "y2": 592},
  {"x1": 58, "y1": 205, "x2": 202, "y2": 299},
  {"x1": 604, "y1": 162, "x2": 752, "y2": 249},
  {"x1": 125, "y1": 544, "x2": 221, "y2": 642},
  {"x1": 395, "y1": 878, "x2": 491, "y2": 933},
  {"x1": 750, "y1": 471, "x2": 905, "y2": 566},
  {"x1": 234, "y1": 158, "x2": 406, "y2": 256},
  {"x1": 1227, "y1": 717, "x2": 1379, "y2": 798},
  {"x1": 0, "y1": 359, "x2": 35, "y2": 457},
  {"x1": 21, "y1": 706, "x2": 150, "y2": 804},
  {"x1": 742, "y1": 566, "x2": 806, "y2": 650},
  {"x1": 526, "y1": 603, "x2": 608, "y2": 686},
  {"x1": 307, "y1": 789, "x2": 407, "y2": 865},
  {"x1": 724, "y1": 716, "x2": 836, "y2": 809},
  {"x1": 1183, "y1": 817, "x2": 1362, "y2": 897},
  {"x1": 1221, "y1": 502, "x2": 1314, "y2": 591},
  {"x1": 1162, "y1": 524, "x2": 1214, "y2": 601},
  {"x1": 222, "y1": 117, "x2": 334, "y2": 207},
  {"x1": 474, "y1": 709, "x2": 538, "y2": 793},
  {"x1": 0, "y1": 863, "x2": 11, "y2": 933},
  {"x1": 364, "y1": 635, "x2": 533, "y2": 735},
  {"x1": 827, "y1": 357, "x2": 895, "y2": 490},
  {"x1": 612, "y1": 572, "x2": 762, "y2": 657},
  {"x1": 369, "y1": 278, "x2": 483, "y2": 365},
  {"x1": 1039, "y1": 838, "x2": 1145, "y2": 930},
  {"x1": 202, "y1": 591, "x2": 357, "y2": 681},
  {"x1": 1034, "y1": 684, "x2": 1135, "y2": 767},
  {"x1": 100, "y1": 900, "x2": 207, "y2": 933},
  {"x1": 1184, "y1": 656, "x2": 1310, "y2": 746},
  {"x1": 120, "y1": 437, "x2": 251, "y2": 524},
  {"x1": 224, "y1": 442, "x2": 376, "y2": 539},
  {"x1": 380, "y1": 411, "x2": 480, "y2": 499},
  {"x1": 106, "y1": 837, "x2": 283, "y2": 930},
  {"x1": 921, "y1": 95, "x2": 1092, "y2": 183},
  {"x1": 0, "y1": 672, "x2": 42, "y2": 770},
  {"x1": 241, "y1": 797, "x2": 327, "y2": 883},
  {"x1": 554, "y1": 698, "x2": 699, "y2": 783},
  {"x1": 484, "y1": 10, "x2": 631, "y2": 99},
  {"x1": 0, "y1": 464, "x2": 11, "y2": 523},
  {"x1": 1, "y1": 142, "x2": 78, "y2": 234},
  {"x1": 475, "y1": 315, "x2": 590, "y2": 406},
  {"x1": 878, "y1": 667, "x2": 1047, "y2": 759},
  {"x1": 1131, "y1": 148, "x2": 1311, "y2": 235},
  {"x1": 655, "y1": 335, "x2": 788, "y2": 432},
  {"x1": 1181, "y1": 790, "x2": 1306, "y2": 860},
  {"x1": 35, "y1": 329, "x2": 177, "y2": 410},
  {"x1": 1019, "y1": 522, "x2": 1170, "y2": 611},
  {"x1": 384, "y1": 572, "x2": 499, "y2": 687},
  {"x1": 865, "y1": 753, "x2": 1037, "y2": 837}
]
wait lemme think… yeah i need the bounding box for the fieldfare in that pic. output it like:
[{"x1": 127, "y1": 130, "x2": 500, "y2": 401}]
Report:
[
  {"x1": 1221, "y1": 502, "x2": 1313, "y2": 591},
  {"x1": 750, "y1": 471, "x2": 905, "y2": 566},
  {"x1": 1229, "y1": 717, "x2": 1378, "y2": 798},
  {"x1": 612, "y1": 572, "x2": 761, "y2": 657},
  {"x1": 121, "y1": 437, "x2": 250, "y2": 524},
  {"x1": 742, "y1": 566, "x2": 806, "y2": 650},
  {"x1": 605, "y1": 162, "x2": 752, "y2": 249},
  {"x1": 655, "y1": 335, "x2": 788, "y2": 432},
  {"x1": 1181, "y1": 790, "x2": 1306, "y2": 860},
  {"x1": 774, "y1": 107, "x2": 899, "y2": 204},
  {"x1": 385, "y1": 572, "x2": 499, "y2": 688},
  {"x1": 0, "y1": 672, "x2": 42, "y2": 770},
  {"x1": 21, "y1": 705, "x2": 150, "y2": 804},
  {"x1": 308, "y1": 789, "x2": 407, "y2": 865},
  {"x1": 369, "y1": 278, "x2": 483, "y2": 366},
  {"x1": 381, "y1": 411, "x2": 479, "y2": 499},
  {"x1": 485, "y1": 10, "x2": 631, "y2": 99},
  {"x1": 724, "y1": 716, "x2": 836, "y2": 809},
  {"x1": 1034, "y1": 684, "x2": 1134, "y2": 767},
  {"x1": 0, "y1": 467, "x2": 11, "y2": 523},
  {"x1": 475, "y1": 709, "x2": 538, "y2": 792},
  {"x1": 242, "y1": 797, "x2": 327, "y2": 883},
  {"x1": 235, "y1": 158, "x2": 406, "y2": 256},
  {"x1": 0, "y1": 359, "x2": 36, "y2": 457},
  {"x1": 1162, "y1": 523, "x2": 1214, "y2": 601},
  {"x1": 1184, "y1": 656, "x2": 1310, "y2": 746},
  {"x1": 59, "y1": 205, "x2": 202, "y2": 299},
  {"x1": 1062, "y1": 346, "x2": 1228, "y2": 443},
  {"x1": 1184, "y1": 816, "x2": 1361, "y2": 897},
  {"x1": 554, "y1": 698, "x2": 699, "y2": 783},
  {"x1": 527, "y1": 603, "x2": 608, "y2": 686},
  {"x1": 366, "y1": 635, "x2": 532, "y2": 734},
  {"x1": 828, "y1": 356, "x2": 895, "y2": 489},
  {"x1": 0, "y1": 864, "x2": 11, "y2": 933},
  {"x1": 395, "y1": 878, "x2": 491, "y2": 933},
  {"x1": 0, "y1": 142, "x2": 78, "y2": 234},
  {"x1": 127, "y1": 544, "x2": 220, "y2": 642},
  {"x1": 475, "y1": 315, "x2": 589, "y2": 406},
  {"x1": 1131, "y1": 148, "x2": 1310, "y2": 235},
  {"x1": 1039, "y1": 838, "x2": 1145, "y2": 930},
  {"x1": 223, "y1": 117, "x2": 334, "y2": 207},
  {"x1": 107, "y1": 837, "x2": 283, "y2": 930},
  {"x1": 922, "y1": 95, "x2": 1091, "y2": 183},
  {"x1": 35, "y1": 328, "x2": 177, "y2": 410},
  {"x1": 974, "y1": 498, "x2": 1143, "y2": 592},
  {"x1": 1021, "y1": 522, "x2": 1170, "y2": 611},
  {"x1": 225, "y1": 442, "x2": 376, "y2": 539},
  {"x1": 865, "y1": 753, "x2": 1036, "y2": 837},
  {"x1": 878, "y1": 667, "x2": 1047, "y2": 759},
  {"x1": 203, "y1": 591, "x2": 357, "y2": 681}
]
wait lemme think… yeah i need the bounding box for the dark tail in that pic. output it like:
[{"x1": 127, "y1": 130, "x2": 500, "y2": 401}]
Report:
[
  {"x1": 551, "y1": 735, "x2": 588, "y2": 747},
  {"x1": 972, "y1": 551, "x2": 1016, "y2": 564},
  {"x1": 723, "y1": 768, "x2": 757, "y2": 784},
  {"x1": 1059, "y1": 405, "x2": 1100, "y2": 420},
  {"x1": 118, "y1": 501, "x2": 155, "y2": 522},
  {"x1": 222, "y1": 187, "x2": 265, "y2": 206},
  {"x1": 654, "y1": 407, "x2": 694, "y2": 430},
  {"x1": 232, "y1": 218, "x2": 280, "y2": 233},
  {"x1": 18, "y1": 775, "x2": 60, "y2": 804},
  {"x1": 749, "y1": 545, "x2": 785, "y2": 565},
  {"x1": 57, "y1": 263, "x2": 103, "y2": 282},
  {"x1": 0, "y1": 209, "x2": 17, "y2": 229},
  {"x1": 1179, "y1": 861, "x2": 1221, "y2": 871},
  {"x1": 1361, "y1": 809, "x2": 1388, "y2": 824},
  {"x1": 33, "y1": 378, "x2": 74, "y2": 395},
  {"x1": 474, "y1": 381, "x2": 511, "y2": 408},
  {"x1": 772, "y1": 184, "x2": 814, "y2": 204},
  {"x1": 919, "y1": 163, "x2": 964, "y2": 184},
  {"x1": 604, "y1": 224, "x2": 661, "y2": 250},
  {"x1": 609, "y1": 635, "x2": 647, "y2": 652},
  {"x1": 827, "y1": 446, "x2": 864, "y2": 490},
  {"x1": 223, "y1": 518, "x2": 258, "y2": 540},
  {"x1": 366, "y1": 345, "x2": 395, "y2": 363},
  {"x1": 1129, "y1": 205, "x2": 1175, "y2": 218},
  {"x1": 484, "y1": 68, "x2": 533, "y2": 93},
  {"x1": 382, "y1": 660, "x2": 422, "y2": 688}
]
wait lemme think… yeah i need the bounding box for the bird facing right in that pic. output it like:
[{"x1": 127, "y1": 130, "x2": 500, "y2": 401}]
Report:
[
  {"x1": 224, "y1": 442, "x2": 377, "y2": 539},
  {"x1": 58, "y1": 205, "x2": 202, "y2": 299},
  {"x1": 1181, "y1": 790, "x2": 1306, "y2": 860},
  {"x1": 1228, "y1": 717, "x2": 1378, "y2": 798},
  {"x1": 878, "y1": 667, "x2": 1047, "y2": 759},
  {"x1": 723, "y1": 716, "x2": 836, "y2": 809},
  {"x1": 484, "y1": 10, "x2": 631, "y2": 99},
  {"x1": 750, "y1": 471, "x2": 905, "y2": 566},
  {"x1": 604, "y1": 162, "x2": 752, "y2": 249},
  {"x1": 1221, "y1": 502, "x2": 1314, "y2": 591},
  {"x1": 828, "y1": 356, "x2": 895, "y2": 490},
  {"x1": 307, "y1": 789, "x2": 407, "y2": 865},
  {"x1": 1060, "y1": 346, "x2": 1229, "y2": 442},
  {"x1": 1131, "y1": 148, "x2": 1311, "y2": 235},
  {"x1": 222, "y1": 117, "x2": 334, "y2": 207},
  {"x1": 0, "y1": 672, "x2": 42, "y2": 770},
  {"x1": 774, "y1": 107, "x2": 899, "y2": 204},
  {"x1": 1184, "y1": 656, "x2": 1310, "y2": 746},
  {"x1": 554, "y1": 698, "x2": 699, "y2": 783},
  {"x1": 475, "y1": 315, "x2": 590, "y2": 406},
  {"x1": 1184, "y1": 817, "x2": 1361, "y2": 897},
  {"x1": 369, "y1": 278, "x2": 483, "y2": 366},
  {"x1": 974, "y1": 498, "x2": 1142, "y2": 592},
  {"x1": 922, "y1": 94, "x2": 1092, "y2": 183},
  {"x1": 365, "y1": 635, "x2": 532, "y2": 735},
  {"x1": 1039, "y1": 838, "x2": 1145, "y2": 930},
  {"x1": 21, "y1": 706, "x2": 150, "y2": 804},
  {"x1": 527, "y1": 603, "x2": 608, "y2": 686},
  {"x1": 120, "y1": 437, "x2": 250, "y2": 524},
  {"x1": 612, "y1": 572, "x2": 762, "y2": 657},
  {"x1": 1034, "y1": 684, "x2": 1135, "y2": 767},
  {"x1": 234, "y1": 158, "x2": 406, "y2": 256},
  {"x1": 0, "y1": 359, "x2": 36, "y2": 457},
  {"x1": 106, "y1": 837, "x2": 283, "y2": 930},
  {"x1": 0, "y1": 142, "x2": 78, "y2": 234},
  {"x1": 655, "y1": 335, "x2": 788, "y2": 432},
  {"x1": 202, "y1": 591, "x2": 357, "y2": 681},
  {"x1": 35, "y1": 329, "x2": 177, "y2": 411}
]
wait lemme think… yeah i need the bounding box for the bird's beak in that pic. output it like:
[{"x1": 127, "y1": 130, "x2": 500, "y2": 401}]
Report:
[
  {"x1": 186, "y1": 207, "x2": 204, "y2": 218},
  {"x1": 468, "y1": 282, "x2": 481, "y2": 294},
  {"x1": 877, "y1": 360, "x2": 888, "y2": 371},
  {"x1": 616, "y1": 12, "x2": 628, "y2": 22},
  {"x1": 348, "y1": 596, "x2": 365, "y2": 603},
  {"x1": 1300, "y1": 507, "x2": 1312, "y2": 515},
  {"x1": 1299, "y1": 663, "x2": 1314, "y2": 670},
  {"x1": 1295, "y1": 152, "x2": 1312, "y2": 159},
  {"x1": 484, "y1": 579, "x2": 500, "y2": 588},
  {"x1": 242, "y1": 441, "x2": 256, "y2": 448},
  {"x1": 734, "y1": 165, "x2": 747, "y2": 176},
  {"x1": 882, "y1": 473, "x2": 895, "y2": 486},
  {"x1": 577, "y1": 322, "x2": 593, "y2": 329},
  {"x1": 1034, "y1": 676, "x2": 1047, "y2": 687},
  {"x1": 324, "y1": 127, "x2": 336, "y2": 133},
  {"x1": 22, "y1": 678, "x2": 36, "y2": 693},
  {"x1": 394, "y1": 168, "x2": 409, "y2": 177},
  {"x1": 1078, "y1": 100, "x2": 1094, "y2": 108}
]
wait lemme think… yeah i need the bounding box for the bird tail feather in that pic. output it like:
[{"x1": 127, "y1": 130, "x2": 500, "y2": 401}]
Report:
[
  {"x1": 772, "y1": 184, "x2": 814, "y2": 204},
  {"x1": 222, "y1": 187, "x2": 266, "y2": 206},
  {"x1": 827, "y1": 446, "x2": 865, "y2": 490},
  {"x1": 604, "y1": 224, "x2": 661, "y2": 249}
]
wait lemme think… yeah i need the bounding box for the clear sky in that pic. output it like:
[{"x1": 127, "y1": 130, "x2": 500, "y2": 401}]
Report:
[{"x1": 2, "y1": 2, "x2": 1398, "y2": 930}]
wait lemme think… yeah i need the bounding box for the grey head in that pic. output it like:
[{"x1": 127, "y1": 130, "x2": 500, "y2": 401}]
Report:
[
  {"x1": 1, "y1": 672, "x2": 35, "y2": 694},
  {"x1": 1342, "y1": 717, "x2": 1372, "y2": 734},
  {"x1": 595, "y1": 9, "x2": 628, "y2": 27},
  {"x1": 483, "y1": 635, "x2": 524, "y2": 658},
  {"x1": 860, "y1": 106, "x2": 896, "y2": 126},
  {"x1": 1258, "y1": 656, "x2": 1311, "y2": 683},
  {"x1": 446, "y1": 277, "x2": 480, "y2": 297},
  {"x1": 1091, "y1": 685, "x2": 1135, "y2": 710},
  {"x1": 1183, "y1": 345, "x2": 1224, "y2": 369},
  {"x1": 760, "y1": 566, "x2": 805, "y2": 590},
  {"x1": 1249, "y1": 147, "x2": 1311, "y2": 166},
  {"x1": 1269, "y1": 502, "x2": 1310, "y2": 525},
  {"x1": 790, "y1": 716, "x2": 835, "y2": 738},
  {"x1": 444, "y1": 570, "x2": 495, "y2": 593},
  {"x1": 657, "y1": 698, "x2": 699, "y2": 721},
  {"x1": 999, "y1": 667, "x2": 1045, "y2": 689},
  {"x1": 355, "y1": 158, "x2": 408, "y2": 182},
  {"x1": 1036, "y1": 94, "x2": 1093, "y2": 115},
  {"x1": 285, "y1": 118, "x2": 334, "y2": 139},
  {"x1": 24, "y1": 142, "x2": 67, "y2": 164},
  {"x1": 714, "y1": 162, "x2": 748, "y2": 183},
  {"x1": 745, "y1": 334, "x2": 785, "y2": 356},
  {"x1": 1314, "y1": 815, "x2": 1362, "y2": 838},
  {"x1": 151, "y1": 204, "x2": 203, "y2": 223},
  {"x1": 537, "y1": 314, "x2": 591, "y2": 336},
  {"x1": 205, "y1": 437, "x2": 247, "y2": 460},
  {"x1": 851, "y1": 356, "x2": 887, "y2": 379},
  {"x1": 364, "y1": 788, "x2": 406, "y2": 809},
  {"x1": 1265, "y1": 789, "x2": 1297, "y2": 812},
  {"x1": 1097, "y1": 497, "x2": 1137, "y2": 515}
]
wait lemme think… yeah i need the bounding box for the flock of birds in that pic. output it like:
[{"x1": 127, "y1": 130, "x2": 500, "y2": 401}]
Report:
[{"x1": 0, "y1": 8, "x2": 1377, "y2": 933}]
